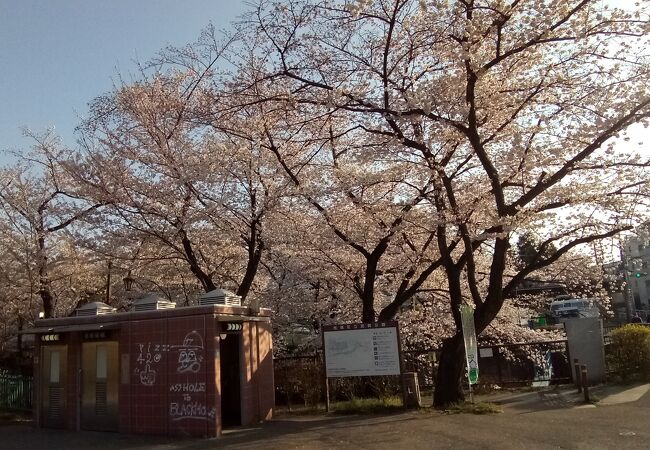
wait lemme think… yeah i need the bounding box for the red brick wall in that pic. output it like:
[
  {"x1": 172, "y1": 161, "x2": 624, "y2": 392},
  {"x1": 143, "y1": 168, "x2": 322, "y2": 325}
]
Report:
[
  {"x1": 118, "y1": 323, "x2": 131, "y2": 433},
  {"x1": 239, "y1": 321, "x2": 274, "y2": 426},
  {"x1": 240, "y1": 321, "x2": 257, "y2": 426},
  {"x1": 126, "y1": 315, "x2": 220, "y2": 437},
  {"x1": 205, "y1": 317, "x2": 221, "y2": 437},
  {"x1": 64, "y1": 333, "x2": 81, "y2": 430},
  {"x1": 166, "y1": 316, "x2": 211, "y2": 437},
  {"x1": 256, "y1": 321, "x2": 275, "y2": 420},
  {"x1": 129, "y1": 317, "x2": 169, "y2": 435},
  {"x1": 33, "y1": 311, "x2": 272, "y2": 439}
]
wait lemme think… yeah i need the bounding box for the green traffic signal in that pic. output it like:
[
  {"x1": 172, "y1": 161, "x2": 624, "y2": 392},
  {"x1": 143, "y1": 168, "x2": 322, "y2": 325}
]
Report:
[{"x1": 636, "y1": 272, "x2": 642, "y2": 278}]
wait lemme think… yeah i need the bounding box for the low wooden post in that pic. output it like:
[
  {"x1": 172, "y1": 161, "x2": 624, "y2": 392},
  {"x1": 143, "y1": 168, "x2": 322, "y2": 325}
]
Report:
[
  {"x1": 574, "y1": 358, "x2": 582, "y2": 393},
  {"x1": 320, "y1": 342, "x2": 330, "y2": 413},
  {"x1": 581, "y1": 365, "x2": 589, "y2": 403}
]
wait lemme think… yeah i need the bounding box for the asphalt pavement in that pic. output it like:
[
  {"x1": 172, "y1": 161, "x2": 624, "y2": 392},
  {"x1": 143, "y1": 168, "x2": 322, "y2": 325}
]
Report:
[{"x1": 1, "y1": 383, "x2": 649, "y2": 450}]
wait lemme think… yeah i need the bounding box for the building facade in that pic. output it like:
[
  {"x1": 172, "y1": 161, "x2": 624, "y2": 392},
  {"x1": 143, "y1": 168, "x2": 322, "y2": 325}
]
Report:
[{"x1": 622, "y1": 228, "x2": 650, "y2": 320}]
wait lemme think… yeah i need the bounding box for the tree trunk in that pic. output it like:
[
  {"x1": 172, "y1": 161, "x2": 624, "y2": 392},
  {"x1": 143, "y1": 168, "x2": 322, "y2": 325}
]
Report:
[
  {"x1": 237, "y1": 238, "x2": 263, "y2": 301},
  {"x1": 433, "y1": 333, "x2": 465, "y2": 408},
  {"x1": 179, "y1": 229, "x2": 216, "y2": 293},
  {"x1": 361, "y1": 255, "x2": 380, "y2": 323},
  {"x1": 39, "y1": 283, "x2": 55, "y2": 318},
  {"x1": 37, "y1": 232, "x2": 54, "y2": 318},
  {"x1": 361, "y1": 294, "x2": 375, "y2": 323}
]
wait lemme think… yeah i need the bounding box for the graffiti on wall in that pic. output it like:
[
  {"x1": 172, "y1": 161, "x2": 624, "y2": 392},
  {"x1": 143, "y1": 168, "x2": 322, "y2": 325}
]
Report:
[
  {"x1": 169, "y1": 331, "x2": 212, "y2": 421},
  {"x1": 176, "y1": 330, "x2": 204, "y2": 373},
  {"x1": 134, "y1": 342, "x2": 169, "y2": 386},
  {"x1": 169, "y1": 399, "x2": 216, "y2": 421},
  {"x1": 133, "y1": 330, "x2": 206, "y2": 386},
  {"x1": 133, "y1": 328, "x2": 215, "y2": 423}
]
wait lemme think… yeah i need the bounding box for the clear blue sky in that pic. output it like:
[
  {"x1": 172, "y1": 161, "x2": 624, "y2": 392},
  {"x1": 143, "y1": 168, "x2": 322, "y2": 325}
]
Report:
[
  {"x1": 0, "y1": 1, "x2": 645, "y2": 166},
  {"x1": 0, "y1": 0, "x2": 246, "y2": 163}
]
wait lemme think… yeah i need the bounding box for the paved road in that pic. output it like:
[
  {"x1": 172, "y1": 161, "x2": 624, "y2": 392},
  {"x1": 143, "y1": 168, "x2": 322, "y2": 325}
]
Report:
[{"x1": 2, "y1": 385, "x2": 649, "y2": 449}]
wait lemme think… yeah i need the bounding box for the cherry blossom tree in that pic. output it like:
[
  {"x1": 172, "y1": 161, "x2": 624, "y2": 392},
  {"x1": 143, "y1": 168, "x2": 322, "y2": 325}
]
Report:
[
  {"x1": 73, "y1": 68, "x2": 284, "y2": 302},
  {"x1": 240, "y1": 0, "x2": 650, "y2": 406},
  {"x1": 0, "y1": 131, "x2": 105, "y2": 318},
  {"x1": 1, "y1": 0, "x2": 646, "y2": 410}
]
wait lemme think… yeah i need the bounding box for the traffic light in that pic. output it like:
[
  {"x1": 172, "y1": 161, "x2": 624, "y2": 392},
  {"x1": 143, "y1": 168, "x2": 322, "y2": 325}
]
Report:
[{"x1": 635, "y1": 271, "x2": 647, "y2": 278}]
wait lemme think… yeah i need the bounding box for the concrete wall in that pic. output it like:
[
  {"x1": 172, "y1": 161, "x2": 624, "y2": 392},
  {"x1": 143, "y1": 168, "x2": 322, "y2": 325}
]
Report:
[{"x1": 564, "y1": 318, "x2": 606, "y2": 385}]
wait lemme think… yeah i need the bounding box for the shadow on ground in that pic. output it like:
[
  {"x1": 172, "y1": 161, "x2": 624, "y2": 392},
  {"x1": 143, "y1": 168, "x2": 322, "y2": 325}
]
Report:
[{"x1": 0, "y1": 412, "x2": 424, "y2": 450}]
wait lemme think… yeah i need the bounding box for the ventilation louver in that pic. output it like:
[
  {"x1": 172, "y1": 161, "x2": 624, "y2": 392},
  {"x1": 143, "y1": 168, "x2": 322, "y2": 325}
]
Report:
[
  {"x1": 75, "y1": 302, "x2": 116, "y2": 316},
  {"x1": 130, "y1": 293, "x2": 176, "y2": 312},
  {"x1": 198, "y1": 288, "x2": 241, "y2": 306}
]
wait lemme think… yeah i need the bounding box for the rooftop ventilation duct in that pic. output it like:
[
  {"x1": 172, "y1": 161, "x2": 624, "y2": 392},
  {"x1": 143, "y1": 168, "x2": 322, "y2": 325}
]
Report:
[
  {"x1": 198, "y1": 288, "x2": 241, "y2": 307},
  {"x1": 75, "y1": 301, "x2": 116, "y2": 316},
  {"x1": 130, "y1": 293, "x2": 176, "y2": 312}
]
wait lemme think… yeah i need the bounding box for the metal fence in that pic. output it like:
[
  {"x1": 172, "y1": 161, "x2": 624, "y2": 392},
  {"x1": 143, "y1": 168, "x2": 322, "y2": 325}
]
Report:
[
  {"x1": 0, "y1": 372, "x2": 33, "y2": 411},
  {"x1": 404, "y1": 340, "x2": 572, "y2": 389},
  {"x1": 274, "y1": 339, "x2": 572, "y2": 404},
  {"x1": 274, "y1": 354, "x2": 324, "y2": 407}
]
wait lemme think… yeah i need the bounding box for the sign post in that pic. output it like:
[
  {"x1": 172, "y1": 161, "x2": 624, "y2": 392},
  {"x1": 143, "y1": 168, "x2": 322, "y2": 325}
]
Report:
[{"x1": 460, "y1": 305, "x2": 479, "y2": 402}]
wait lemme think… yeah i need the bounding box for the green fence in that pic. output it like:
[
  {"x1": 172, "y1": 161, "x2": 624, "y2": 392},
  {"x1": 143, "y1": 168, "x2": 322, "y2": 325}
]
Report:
[{"x1": 0, "y1": 373, "x2": 32, "y2": 411}]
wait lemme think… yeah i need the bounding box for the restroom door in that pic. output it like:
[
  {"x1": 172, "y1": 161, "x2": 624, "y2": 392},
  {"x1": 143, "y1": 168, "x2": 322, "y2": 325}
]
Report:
[
  {"x1": 81, "y1": 342, "x2": 119, "y2": 431},
  {"x1": 41, "y1": 345, "x2": 67, "y2": 428},
  {"x1": 220, "y1": 334, "x2": 241, "y2": 426}
]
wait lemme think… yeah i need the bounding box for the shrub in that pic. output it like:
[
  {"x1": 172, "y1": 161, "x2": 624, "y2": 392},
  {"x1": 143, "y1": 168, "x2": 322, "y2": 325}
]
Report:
[
  {"x1": 607, "y1": 324, "x2": 650, "y2": 381},
  {"x1": 275, "y1": 356, "x2": 324, "y2": 407}
]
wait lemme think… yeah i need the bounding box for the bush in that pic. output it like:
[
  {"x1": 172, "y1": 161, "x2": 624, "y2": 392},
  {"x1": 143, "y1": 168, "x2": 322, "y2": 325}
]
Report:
[
  {"x1": 330, "y1": 376, "x2": 401, "y2": 402},
  {"x1": 275, "y1": 356, "x2": 324, "y2": 407},
  {"x1": 607, "y1": 324, "x2": 650, "y2": 381}
]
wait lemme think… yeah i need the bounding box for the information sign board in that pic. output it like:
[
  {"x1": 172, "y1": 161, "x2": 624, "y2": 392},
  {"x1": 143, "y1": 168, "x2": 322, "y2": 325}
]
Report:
[{"x1": 323, "y1": 322, "x2": 401, "y2": 378}]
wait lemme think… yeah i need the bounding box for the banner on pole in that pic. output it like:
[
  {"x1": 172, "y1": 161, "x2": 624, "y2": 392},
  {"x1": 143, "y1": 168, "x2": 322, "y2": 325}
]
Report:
[{"x1": 460, "y1": 304, "x2": 479, "y2": 384}]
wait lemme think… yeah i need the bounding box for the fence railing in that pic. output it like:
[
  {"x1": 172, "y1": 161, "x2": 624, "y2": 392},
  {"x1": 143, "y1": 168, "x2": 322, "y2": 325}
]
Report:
[
  {"x1": 405, "y1": 340, "x2": 572, "y2": 389},
  {"x1": 0, "y1": 372, "x2": 33, "y2": 411},
  {"x1": 274, "y1": 339, "x2": 572, "y2": 404}
]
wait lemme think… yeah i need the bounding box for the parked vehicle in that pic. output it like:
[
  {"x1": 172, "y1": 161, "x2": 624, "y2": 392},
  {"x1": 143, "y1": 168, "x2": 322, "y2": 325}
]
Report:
[{"x1": 549, "y1": 297, "x2": 600, "y2": 320}]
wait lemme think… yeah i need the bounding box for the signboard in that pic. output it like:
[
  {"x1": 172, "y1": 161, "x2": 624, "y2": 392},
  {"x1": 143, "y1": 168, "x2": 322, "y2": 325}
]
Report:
[
  {"x1": 460, "y1": 305, "x2": 479, "y2": 384},
  {"x1": 323, "y1": 322, "x2": 401, "y2": 378}
]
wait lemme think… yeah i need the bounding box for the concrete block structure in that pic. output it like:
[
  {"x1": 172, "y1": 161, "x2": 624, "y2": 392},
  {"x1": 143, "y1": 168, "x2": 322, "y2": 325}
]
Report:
[
  {"x1": 564, "y1": 317, "x2": 606, "y2": 385},
  {"x1": 25, "y1": 301, "x2": 274, "y2": 437}
]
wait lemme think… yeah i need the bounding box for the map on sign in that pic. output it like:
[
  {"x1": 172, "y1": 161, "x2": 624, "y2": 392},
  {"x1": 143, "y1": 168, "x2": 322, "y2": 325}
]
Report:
[{"x1": 323, "y1": 324, "x2": 401, "y2": 378}]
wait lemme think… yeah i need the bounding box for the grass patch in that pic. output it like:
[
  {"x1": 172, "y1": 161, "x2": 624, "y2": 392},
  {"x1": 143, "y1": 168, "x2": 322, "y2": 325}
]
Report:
[
  {"x1": 331, "y1": 396, "x2": 404, "y2": 415},
  {"x1": 586, "y1": 394, "x2": 600, "y2": 404},
  {"x1": 274, "y1": 405, "x2": 326, "y2": 416},
  {"x1": 445, "y1": 401, "x2": 502, "y2": 415},
  {"x1": 0, "y1": 410, "x2": 32, "y2": 425},
  {"x1": 275, "y1": 396, "x2": 406, "y2": 416}
]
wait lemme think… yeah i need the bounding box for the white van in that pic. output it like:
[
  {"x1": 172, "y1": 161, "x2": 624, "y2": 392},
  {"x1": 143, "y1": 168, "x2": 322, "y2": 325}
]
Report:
[{"x1": 549, "y1": 297, "x2": 600, "y2": 320}]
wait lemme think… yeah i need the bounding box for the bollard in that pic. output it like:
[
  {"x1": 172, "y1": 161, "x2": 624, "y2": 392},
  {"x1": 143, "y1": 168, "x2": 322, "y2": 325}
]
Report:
[
  {"x1": 581, "y1": 365, "x2": 589, "y2": 403},
  {"x1": 574, "y1": 359, "x2": 582, "y2": 393}
]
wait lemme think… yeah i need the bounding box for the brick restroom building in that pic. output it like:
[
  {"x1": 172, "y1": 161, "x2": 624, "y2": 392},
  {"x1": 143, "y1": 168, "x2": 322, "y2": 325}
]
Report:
[{"x1": 24, "y1": 291, "x2": 274, "y2": 437}]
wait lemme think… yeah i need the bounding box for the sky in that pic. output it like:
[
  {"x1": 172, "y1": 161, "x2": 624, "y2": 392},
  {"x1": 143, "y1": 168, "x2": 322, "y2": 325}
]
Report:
[
  {"x1": 0, "y1": 0, "x2": 646, "y2": 167},
  {"x1": 0, "y1": 0, "x2": 246, "y2": 163}
]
